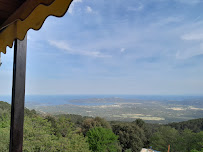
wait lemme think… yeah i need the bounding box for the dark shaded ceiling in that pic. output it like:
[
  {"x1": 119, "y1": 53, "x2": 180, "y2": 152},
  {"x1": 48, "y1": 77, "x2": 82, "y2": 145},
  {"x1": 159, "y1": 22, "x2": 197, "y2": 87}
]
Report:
[{"x1": 0, "y1": 0, "x2": 26, "y2": 25}]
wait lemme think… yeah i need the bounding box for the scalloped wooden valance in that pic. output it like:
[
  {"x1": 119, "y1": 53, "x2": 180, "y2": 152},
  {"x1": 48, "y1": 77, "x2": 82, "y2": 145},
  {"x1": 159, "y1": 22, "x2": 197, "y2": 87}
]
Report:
[{"x1": 0, "y1": 0, "x2": 73, "y2": 54}]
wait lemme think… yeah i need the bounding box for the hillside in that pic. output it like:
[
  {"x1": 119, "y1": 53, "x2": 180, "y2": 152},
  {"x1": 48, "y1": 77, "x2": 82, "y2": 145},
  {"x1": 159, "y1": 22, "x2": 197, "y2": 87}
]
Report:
[
  {"x1": 0, "y1": 101, "x2": 203, "y2": 152},
  {"x1": 168, "y1": 118, "x2": 203, "y2": 133}
]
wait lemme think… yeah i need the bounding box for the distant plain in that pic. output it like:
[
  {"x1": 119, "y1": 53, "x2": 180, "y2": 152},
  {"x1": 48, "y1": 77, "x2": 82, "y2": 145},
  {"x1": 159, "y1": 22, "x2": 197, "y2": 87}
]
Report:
[{"x1": 1, "y1": 95, "x2": 203, "y2": 123}]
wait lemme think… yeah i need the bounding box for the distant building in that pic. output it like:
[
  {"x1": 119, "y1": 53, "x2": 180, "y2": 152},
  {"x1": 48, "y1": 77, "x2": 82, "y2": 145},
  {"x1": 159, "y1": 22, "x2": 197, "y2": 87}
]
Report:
[{"x1": 140, "y1": 148, "x2": 160, "y2": 152}]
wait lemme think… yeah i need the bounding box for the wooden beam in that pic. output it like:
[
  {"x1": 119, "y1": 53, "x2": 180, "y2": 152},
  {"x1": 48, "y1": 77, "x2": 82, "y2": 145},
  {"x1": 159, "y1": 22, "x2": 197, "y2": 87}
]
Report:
[
  {"x1": 9, "y1": 35, "x2": 27, "y2": 152},
  {"x1": 0, "y1": 52, "x2": 2, "y2": 66}
]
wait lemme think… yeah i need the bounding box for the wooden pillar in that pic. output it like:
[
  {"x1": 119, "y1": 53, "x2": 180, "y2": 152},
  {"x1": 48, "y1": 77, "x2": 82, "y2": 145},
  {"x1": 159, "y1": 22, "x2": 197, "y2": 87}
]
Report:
[{"x1": 9, "y1": 35, "x2": 27, "y2": 152}]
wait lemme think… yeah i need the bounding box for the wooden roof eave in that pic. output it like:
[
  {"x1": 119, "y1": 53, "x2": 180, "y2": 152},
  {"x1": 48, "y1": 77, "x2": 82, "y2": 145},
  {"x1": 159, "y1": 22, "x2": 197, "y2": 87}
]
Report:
[{"x1": 0, "y1": 0, "x2": 73, "y2": 54}]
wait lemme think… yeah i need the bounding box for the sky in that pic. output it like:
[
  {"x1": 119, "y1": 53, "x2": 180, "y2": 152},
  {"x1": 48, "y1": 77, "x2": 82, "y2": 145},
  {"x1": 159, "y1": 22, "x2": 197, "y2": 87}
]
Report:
[{"x1": 1, "y1": 0, "x2": 203, "y2": 95}]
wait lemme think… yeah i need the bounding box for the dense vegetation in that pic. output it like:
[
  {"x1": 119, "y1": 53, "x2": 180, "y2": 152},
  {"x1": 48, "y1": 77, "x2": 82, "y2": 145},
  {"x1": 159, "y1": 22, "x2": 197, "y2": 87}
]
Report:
[
  {"x1": 0, "y1": 101, "x2": 203, "y2": 152},
  {"x1": 168, "y1": 118, "x2": 203, "y2": 133},
  {"x1": 0, "y1": 101, "x2": 90, "y2": 152}
]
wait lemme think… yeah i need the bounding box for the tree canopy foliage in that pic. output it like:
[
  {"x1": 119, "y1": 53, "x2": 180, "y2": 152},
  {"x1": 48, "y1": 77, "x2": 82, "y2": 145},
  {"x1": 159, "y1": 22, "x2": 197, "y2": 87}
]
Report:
[
  {"x1": 168, "y1": 118, "x2": 203, "y2": 133},
  {"x1": 0, "y1": 101, "x2": 90, "y2": 152},
  {"x1": 87, "y1": 127, "x2": 120, "y2": 152}
]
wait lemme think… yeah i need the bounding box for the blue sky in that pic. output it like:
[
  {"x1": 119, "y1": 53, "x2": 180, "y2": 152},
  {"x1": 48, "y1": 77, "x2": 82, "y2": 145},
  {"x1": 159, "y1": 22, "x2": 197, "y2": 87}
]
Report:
[{"x1": 1, "y1": 0, "x2": 203, "y2": 95}]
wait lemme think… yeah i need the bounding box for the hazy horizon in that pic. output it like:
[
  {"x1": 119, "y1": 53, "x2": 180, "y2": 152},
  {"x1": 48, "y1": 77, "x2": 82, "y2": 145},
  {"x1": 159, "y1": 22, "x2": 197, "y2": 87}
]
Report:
[{"x1": 1, "y1": 94, "x2": 203, "y2": 96}]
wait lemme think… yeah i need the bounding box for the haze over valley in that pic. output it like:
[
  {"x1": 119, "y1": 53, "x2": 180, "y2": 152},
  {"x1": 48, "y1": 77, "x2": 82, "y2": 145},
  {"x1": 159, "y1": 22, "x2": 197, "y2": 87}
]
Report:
[{"x1": 20, "y1": 95, "x2": 203, "y2": 124}]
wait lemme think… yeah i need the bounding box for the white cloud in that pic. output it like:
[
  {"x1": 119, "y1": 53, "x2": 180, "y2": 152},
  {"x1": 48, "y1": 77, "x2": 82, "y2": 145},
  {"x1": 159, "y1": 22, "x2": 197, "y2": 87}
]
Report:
[
  {"x1": 175, "y1": 0, "x2": 202, "y2": 5},
  {"x1": 127, "y1": 3, "x2": 143, "y2": 11},
  {"x1": 49, "y1": 40, "x2": 71, "y2": 50},
  {"x1": 86, "y1": 6, "x2": 93, "y2": 13},
  {"x1": 181, "y1": 33, "x2": 203, "y2": 41},
  {"x1": 120, "y1": 48, "x2": 126, "y2": 53},
  {"x1": 49, "y1": 40, "x2": 111, "y2": 58},
  {"x1": 68, "y1": 0, "x2": 82, "y2": 14},
  {"x1": 176, "y1": 47, "x2": 203, "y2": 59},
  {"x1": 151, "y1": 16, "x2": 183, "y2": 27}
]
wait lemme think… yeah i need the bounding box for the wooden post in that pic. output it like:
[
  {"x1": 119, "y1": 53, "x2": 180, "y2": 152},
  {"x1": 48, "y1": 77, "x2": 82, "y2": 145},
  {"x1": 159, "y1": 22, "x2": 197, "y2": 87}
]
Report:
[
  {"x1": 0, "y1": 52, "x2": 2, "y2": 66},
  {"x1": 168, "y1": 145, "x2": 170, "y2": 152},
  {"x1": 9, "y1": 35, "x2": 27, "y2": 152}
]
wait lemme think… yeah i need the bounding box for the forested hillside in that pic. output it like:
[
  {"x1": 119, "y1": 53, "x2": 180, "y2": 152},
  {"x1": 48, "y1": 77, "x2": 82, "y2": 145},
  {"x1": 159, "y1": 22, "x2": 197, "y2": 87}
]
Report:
[
  {"x1": 0, "y1": 101, "x2": 203, "y2": 152},
  {"x1": 168, "y1": 118, "x2": 203, "y2": 133},
  {"x1": 0, "y1": 101, "x2": 91, "y2": 151}
]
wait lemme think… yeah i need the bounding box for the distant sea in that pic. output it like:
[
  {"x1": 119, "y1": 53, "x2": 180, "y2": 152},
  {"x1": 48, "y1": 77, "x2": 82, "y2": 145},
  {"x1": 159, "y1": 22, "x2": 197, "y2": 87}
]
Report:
[{"x1": 1, "y1": 95, "x2": 203, "y2": 107}]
